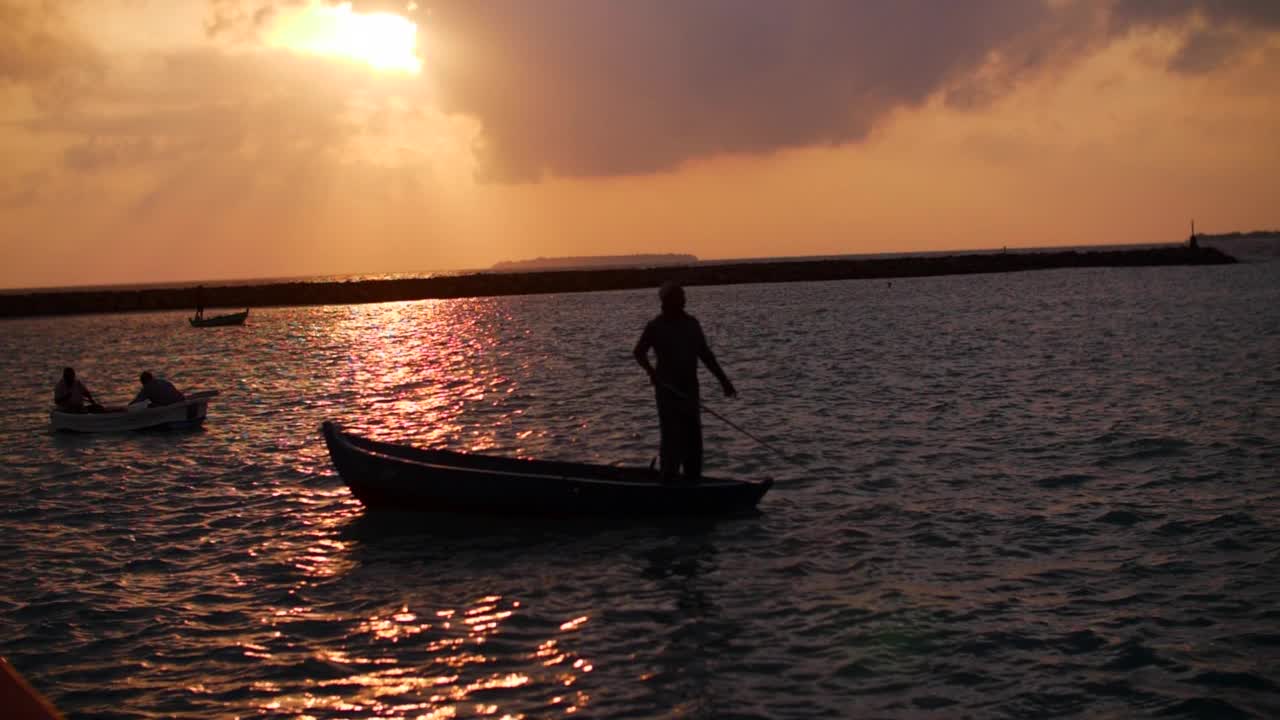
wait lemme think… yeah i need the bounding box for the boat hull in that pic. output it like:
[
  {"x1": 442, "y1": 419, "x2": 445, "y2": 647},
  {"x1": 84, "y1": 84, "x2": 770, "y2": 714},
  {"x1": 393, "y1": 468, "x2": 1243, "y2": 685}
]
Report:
[
  {"x1": 51, "y1": 397, "x2": 211, "y2": 433},
  {"x1": 0, "y1": 658, "x2": 63, "y2": 720},
  {"x1": 189, "y1": 309, "x2": 248, "y2": 327},
  {"x1": 322, "y1": 421, "x2": 772, "y2": 515}
]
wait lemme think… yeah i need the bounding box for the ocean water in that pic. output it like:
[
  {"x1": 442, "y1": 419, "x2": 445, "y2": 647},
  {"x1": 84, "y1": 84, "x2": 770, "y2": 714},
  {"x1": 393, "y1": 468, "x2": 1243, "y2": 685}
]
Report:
[{"x1": 1, "y1": 262, "x2": 1277, "y2": 718}]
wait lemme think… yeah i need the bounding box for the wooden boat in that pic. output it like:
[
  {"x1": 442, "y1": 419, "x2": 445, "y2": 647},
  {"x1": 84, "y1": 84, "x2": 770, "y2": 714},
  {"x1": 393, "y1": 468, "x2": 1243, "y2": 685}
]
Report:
[
  {"x1": 322, "y1": 421, "x2": 773, "y2": 515},
  {"x1": 0, "y1": 657, "x2": 63, "y2": 720},
  {"x1": 189, "y1": 309, "x2": 248, "y2": 327},
  {"x1": 50, "y1": 391, "x2": 218, "y2": 433}
]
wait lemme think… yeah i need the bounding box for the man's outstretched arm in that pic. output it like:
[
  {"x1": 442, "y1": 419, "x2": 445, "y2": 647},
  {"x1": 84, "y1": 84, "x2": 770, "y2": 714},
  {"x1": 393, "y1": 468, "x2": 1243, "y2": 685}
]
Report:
[{"x1": 698, "y1": 345, "x2": 737, "y2": 397}]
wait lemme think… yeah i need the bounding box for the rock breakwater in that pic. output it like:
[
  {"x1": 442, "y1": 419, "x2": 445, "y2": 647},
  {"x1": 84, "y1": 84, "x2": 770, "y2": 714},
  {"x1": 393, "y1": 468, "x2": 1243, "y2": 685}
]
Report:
[{"x1": 0, "y1": 245, "x2": 1235, "y2": 318}]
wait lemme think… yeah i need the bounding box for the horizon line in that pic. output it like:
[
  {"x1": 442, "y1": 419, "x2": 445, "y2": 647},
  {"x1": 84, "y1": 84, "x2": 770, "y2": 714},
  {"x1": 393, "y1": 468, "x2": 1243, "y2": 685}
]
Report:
[{"x1": 0, "y1": 237, "x2": 1254, "y2": 295}]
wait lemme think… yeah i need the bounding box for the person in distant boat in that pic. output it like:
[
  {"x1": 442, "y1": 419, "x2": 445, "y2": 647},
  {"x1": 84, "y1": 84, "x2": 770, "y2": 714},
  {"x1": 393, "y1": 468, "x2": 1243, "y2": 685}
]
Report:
[
  {"x1": 54, "y1": 367, "x2": 100, "y2": 413},
  {"x1": 634, "y1": 281, "x2": 736, "y2": 484},
  {"x1": 132, "y1": 371, "x2": 185, "y2": 407},
  {"x1": 195, "y1": 285, "x2": 205, "y2": 320}
]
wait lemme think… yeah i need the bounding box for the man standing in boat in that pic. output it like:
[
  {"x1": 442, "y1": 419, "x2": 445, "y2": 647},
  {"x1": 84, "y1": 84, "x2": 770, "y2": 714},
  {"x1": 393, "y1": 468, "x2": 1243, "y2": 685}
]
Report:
[{"x1": 634, "y1": 281, "x2": 736, "y2": 484}]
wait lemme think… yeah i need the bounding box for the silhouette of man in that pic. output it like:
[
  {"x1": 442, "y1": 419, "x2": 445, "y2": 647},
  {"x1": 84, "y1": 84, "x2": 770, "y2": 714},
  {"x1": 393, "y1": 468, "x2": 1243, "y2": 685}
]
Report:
[
  {"x1": 132, "y1": 371, "x2": 185, "y2": 407},
  {"x1": 634, "y1": 282, "x2": 736, "y2": 483},
  {"x1": 54, "y1": 367, "x2": 99, "y2": 413}
]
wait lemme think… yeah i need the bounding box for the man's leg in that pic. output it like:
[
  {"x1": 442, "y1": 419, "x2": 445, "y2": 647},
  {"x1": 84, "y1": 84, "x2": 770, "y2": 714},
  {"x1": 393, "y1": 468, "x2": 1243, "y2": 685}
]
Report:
[
  {"x1": 683, "y1": 407, "x2": 703, "y2": 482},
  {"x1": 656, "y1": 390, "x2": 682, "y2": 482}
]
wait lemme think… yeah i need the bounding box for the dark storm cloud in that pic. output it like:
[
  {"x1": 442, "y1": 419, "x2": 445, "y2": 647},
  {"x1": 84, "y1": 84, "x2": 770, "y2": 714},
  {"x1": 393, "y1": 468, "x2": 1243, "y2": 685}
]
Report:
[
  {"x1": 1109, "y1": 0, "x2": 1280, "y2": 28},
  {"x1": 1109, "y1": 0, "x2": 1280, "y2": 75},
  {"x1": 409, "y1": 1, "x2": 1057, "y2": 181},
  {"x1": 343, "y1": 0, "x2": 1275, "y2": 181},
  {"x1": 1167, "y1": 27, "x2": 1250, "y2": 73}
]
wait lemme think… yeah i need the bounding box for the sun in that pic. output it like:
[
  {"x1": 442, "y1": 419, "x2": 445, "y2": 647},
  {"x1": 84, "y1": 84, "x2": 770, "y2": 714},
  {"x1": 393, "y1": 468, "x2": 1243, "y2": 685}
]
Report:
[{"x1": 267, "y1": 2, "x2": 423, "y2": 74}]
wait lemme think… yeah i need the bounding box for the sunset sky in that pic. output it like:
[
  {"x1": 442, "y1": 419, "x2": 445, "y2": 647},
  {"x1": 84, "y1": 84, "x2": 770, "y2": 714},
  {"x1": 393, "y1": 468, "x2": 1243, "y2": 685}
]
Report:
[{"x1": 1, "y1": 0, "x2": 1277, "y2": 289}]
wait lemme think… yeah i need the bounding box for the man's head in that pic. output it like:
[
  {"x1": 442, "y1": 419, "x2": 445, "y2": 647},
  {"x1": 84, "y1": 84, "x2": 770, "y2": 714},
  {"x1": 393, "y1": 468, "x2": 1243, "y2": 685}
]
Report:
[
  {"x1": 659, "y1": 281, "x2": 686, "y2": 314},
  {"x1": 139, "y1": 371, "x2": 153, "y2": 385},
  {"x1": 63, "y1": 367, "x2": 75, "y2": 383}
]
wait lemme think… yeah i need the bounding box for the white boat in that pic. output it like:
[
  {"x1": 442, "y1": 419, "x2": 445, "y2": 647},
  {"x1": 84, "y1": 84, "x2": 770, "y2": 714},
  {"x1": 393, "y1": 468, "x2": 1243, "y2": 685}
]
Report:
[
  {"x1": 49, "y1": 391, "x2": 219, "y2": 433},
  {"x1": 189, "y1": 309, "x2": 248, "y2": 327}
]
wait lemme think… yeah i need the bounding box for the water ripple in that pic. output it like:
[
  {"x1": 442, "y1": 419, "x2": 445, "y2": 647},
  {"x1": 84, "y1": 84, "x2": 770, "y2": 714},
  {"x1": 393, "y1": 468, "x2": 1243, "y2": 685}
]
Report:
[{"x1": 1, "y1": 264, "x2": 1278, "y2": 717}]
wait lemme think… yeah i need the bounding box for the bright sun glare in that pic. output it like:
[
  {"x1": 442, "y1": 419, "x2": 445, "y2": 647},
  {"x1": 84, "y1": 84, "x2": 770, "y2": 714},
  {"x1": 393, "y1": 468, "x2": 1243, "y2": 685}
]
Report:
[{"x1": 269, "y1": 2, "x2": 422, "y2": 73}]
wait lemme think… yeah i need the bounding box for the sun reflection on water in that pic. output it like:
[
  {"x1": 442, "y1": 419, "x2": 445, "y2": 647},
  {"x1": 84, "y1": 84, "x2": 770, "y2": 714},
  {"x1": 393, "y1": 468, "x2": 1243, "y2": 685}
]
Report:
[
  {"x1": 249, "y1": 299, "x2": 609, "y2": 717},
  {"x1": 255, "y1": 591, "x2": 595, "y2": 717},
  {"x1": 334, "y1": 299, "x2": 515, "y2": 449},
  {"x1": 360, "y1": 606, "x2": 429, "y2": 642}
]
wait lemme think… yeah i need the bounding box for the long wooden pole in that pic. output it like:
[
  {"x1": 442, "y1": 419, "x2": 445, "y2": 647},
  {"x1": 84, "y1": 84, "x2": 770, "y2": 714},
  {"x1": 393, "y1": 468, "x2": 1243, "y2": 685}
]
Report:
[{"x1": 659, "y1": 382, "x2": 792, "y2": 462}]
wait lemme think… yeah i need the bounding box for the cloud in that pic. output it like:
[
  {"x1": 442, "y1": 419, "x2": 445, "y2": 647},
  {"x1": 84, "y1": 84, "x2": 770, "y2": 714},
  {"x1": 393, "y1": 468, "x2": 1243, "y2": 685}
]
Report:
[
  {"x1": 191, "y1": 0, "x2": 1277, "y2": 183},
  {"x1": 337, "y1": 0, "x2": 1273, "y2": 182},
  {"x1": 405, "y1": 1, "x2": 1063, "y2": 181},
  {"x1": 0, "y1": 170, "x2": 46, "y2": 208},
  {"x1": 1167, "y1": 27, "x2": 1250, "y2": 73},
  {"x1": 1108, "y1": 0, "x2": 1280, "y2": 74},
  {"x1": 26, "y1": 45, "x2": 427, "y2": 150},
  {"x1": 8, "y1": 32, "x2": 452, "y2": 233},
  {"x1": 62, "y1": 137, "x2": 157, "y2": 173},
  {"x1": 1109, "y1": 0, "x2": 1280, "y2": 30},
  {"x1": 16, "y1": 0, "x2": 1280, "y2": 192},
  {"x1": 206, "y1": 0, "x2": 307, "y2": 38},
  {"x1": 2, "y1": 19, "x2": 465, "y2": 283},
  {"x1": 0, "y1": 0, "x2": 104, "y2": 109}
]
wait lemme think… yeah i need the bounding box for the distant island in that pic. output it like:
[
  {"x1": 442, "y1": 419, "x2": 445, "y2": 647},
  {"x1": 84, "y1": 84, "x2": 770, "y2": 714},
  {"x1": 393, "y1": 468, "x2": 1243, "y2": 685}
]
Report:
[
  {"x1": 0, "y1": 244, "x2": 1237, "y2": 318},
  {"x1": 491, "y1": 254, "x2": 698, "y2": 272}
]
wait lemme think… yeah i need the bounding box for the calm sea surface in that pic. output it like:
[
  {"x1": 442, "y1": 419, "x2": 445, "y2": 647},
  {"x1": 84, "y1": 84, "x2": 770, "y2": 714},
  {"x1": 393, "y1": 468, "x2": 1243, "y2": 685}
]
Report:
[{"x1": 2, "y1": 263, "x2": 1278, "y2": 719}]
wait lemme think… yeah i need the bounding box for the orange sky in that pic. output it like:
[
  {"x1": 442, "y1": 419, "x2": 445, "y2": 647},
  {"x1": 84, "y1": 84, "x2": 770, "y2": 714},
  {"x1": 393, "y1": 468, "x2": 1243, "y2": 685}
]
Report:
[{"x1": 1, "y1": 0, "x2": 1277, "y2": 289}]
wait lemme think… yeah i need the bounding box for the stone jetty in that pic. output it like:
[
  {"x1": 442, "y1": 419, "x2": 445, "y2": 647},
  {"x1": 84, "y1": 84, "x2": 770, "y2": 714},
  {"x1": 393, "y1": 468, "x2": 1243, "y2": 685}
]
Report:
[{"x1": 0, "y1": 245, "x2": 1235, "y2": 318}]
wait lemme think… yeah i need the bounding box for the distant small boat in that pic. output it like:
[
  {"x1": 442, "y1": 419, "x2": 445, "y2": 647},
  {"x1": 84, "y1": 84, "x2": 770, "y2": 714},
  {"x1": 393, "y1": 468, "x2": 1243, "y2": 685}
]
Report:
[
  {"x1": 322, "y1": 421, "x2": 773, "y2": 515},
  {"x1": 50, "y1": 391, "x2": 219, "y2": 433},
  {"x1": 189, "y1": 309, "x2": 248, "y2": 327}
]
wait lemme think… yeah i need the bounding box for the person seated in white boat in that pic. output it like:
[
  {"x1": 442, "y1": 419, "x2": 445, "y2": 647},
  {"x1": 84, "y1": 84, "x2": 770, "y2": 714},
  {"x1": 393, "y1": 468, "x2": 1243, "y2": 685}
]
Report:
[
  {"x1": 132, "y1": 371, "x2": 186, "y2": 407},
  {"x1": 54, "y1": 367, "x2": 102, "y2": 413},
  {"x1": 633, "y1": 281, "x2": 736, "y2": 484}
]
